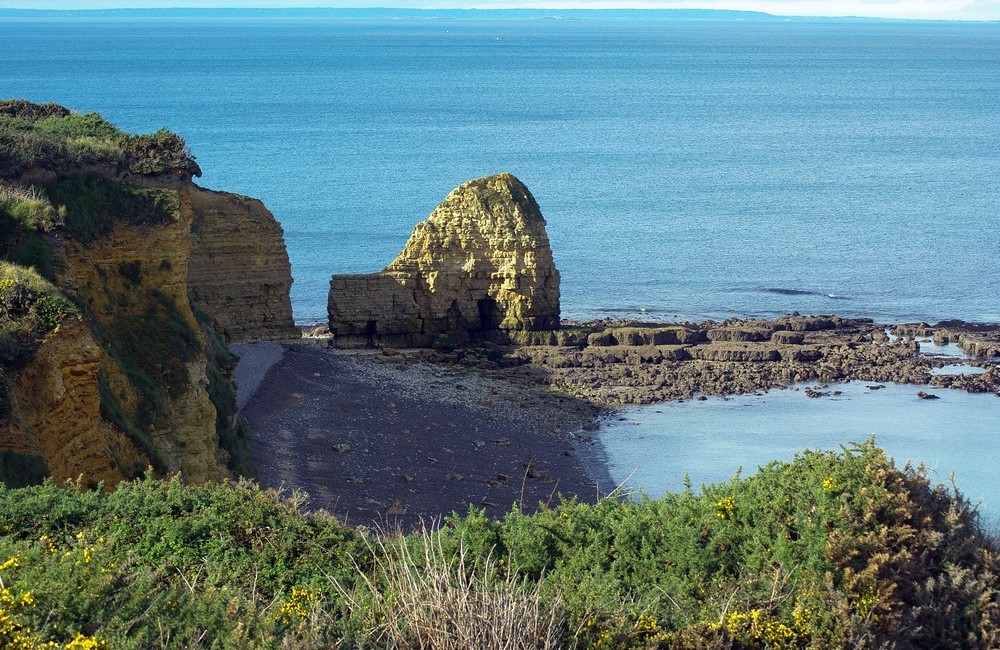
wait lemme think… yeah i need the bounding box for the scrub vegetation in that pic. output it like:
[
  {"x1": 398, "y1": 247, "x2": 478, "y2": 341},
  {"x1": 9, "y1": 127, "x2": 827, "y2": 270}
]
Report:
[
  {"x1": 0, "y1": 441, "x2": 995, "y2": 649},
  {"x1": 0, "y1": 99, "x2": 199, "y2": 180}
]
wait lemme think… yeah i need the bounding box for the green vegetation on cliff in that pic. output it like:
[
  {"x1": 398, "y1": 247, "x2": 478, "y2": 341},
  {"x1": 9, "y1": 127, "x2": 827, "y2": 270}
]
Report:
[
  {"x1": 46, "y1": 174, "x2": 180, "y2": 244},
  {"x1": 0, "y1": 99, "x2": 200, "y2": 179},
  {"x1": 0, "y1": 100, "x2": 253, "y2": 487},
  {"x1": 0, "y1": 441, "x2": 995, "y2": 649},
  {"x1": 0, "y1": 261, "x2": 77, "y2": 368}
]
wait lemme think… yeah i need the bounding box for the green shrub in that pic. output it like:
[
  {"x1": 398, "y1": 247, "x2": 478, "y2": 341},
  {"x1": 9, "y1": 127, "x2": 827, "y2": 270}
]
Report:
[
  {"x1": 0, "y1": 262, "x2": 78, "y2": 367},
  {"x1": 0, "y1": 100, "x2": 199, "y2": 180},
  {"x1": 34, "y1": 112, "x2": 123, "y2": 141},
  {"x1": 124, "y1": 129, "x2": 198, "y2": 176},
  {"x1": 46, "y1": 174, "x2": 179, "y2": 244},
  {"x1": 0, "y1": 442, "x2": 994, "y2": 649},
  {"x1": 0, "y1": 99, "x2": 70, "y2": 122}
]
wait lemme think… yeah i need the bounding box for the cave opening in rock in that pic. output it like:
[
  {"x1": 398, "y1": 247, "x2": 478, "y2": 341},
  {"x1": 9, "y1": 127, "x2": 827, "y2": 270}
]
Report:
[{"x1": 478, "y1": 297, "x2": 500, "y2": 331}]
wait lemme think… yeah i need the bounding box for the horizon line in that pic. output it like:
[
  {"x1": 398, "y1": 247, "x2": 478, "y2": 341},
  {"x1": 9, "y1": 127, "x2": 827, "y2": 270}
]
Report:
[{"x1": 1, "y1": 6, "x2": 998, "y2": 23}]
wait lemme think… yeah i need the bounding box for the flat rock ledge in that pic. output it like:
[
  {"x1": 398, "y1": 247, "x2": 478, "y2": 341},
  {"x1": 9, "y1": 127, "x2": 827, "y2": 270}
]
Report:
[{"x1": 370, "y1": 315, "x2": 1000, "y2": 405}]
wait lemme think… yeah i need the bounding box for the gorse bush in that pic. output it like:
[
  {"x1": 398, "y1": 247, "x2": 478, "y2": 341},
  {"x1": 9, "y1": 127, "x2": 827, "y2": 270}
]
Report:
[
  {"x1": 0, "y1": 99, "x2": 199, "y2": 179},
  {"x1": 0, "y1": 441, "x2": 994, "y2": 649}
]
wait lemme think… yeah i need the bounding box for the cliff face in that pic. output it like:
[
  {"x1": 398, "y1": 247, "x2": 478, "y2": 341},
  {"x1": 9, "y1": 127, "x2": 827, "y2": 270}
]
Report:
[
  {"x1": 0, "y1": 100, "x2": 295, "y2": 487},
  {"x1": 188, "y1": 187, "x2": 297, "y2": 343},
  {"x1": 2, "y1": 319, "x2": 147, "y2": 485},
  {"x1": 329, "y1": 173, "x2": 560, "y2": 347},
  {"x1": 60, "y1": 187, "x2": 226, "y2": 483}
]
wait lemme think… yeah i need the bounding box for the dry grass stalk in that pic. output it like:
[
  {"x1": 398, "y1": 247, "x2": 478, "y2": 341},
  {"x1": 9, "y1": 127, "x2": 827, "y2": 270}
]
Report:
[{"x1": 334, "y1": 525, "x2": 566, "y2": 650}]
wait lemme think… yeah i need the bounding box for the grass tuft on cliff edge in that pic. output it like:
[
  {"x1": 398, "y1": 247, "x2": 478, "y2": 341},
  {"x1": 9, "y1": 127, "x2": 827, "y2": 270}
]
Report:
[
  {"x1": 0, "y1": 440, "x2": 995, "y2": 649},
  {"x1": 0, "y1": 99, "x2": 200, "y2": 180}
]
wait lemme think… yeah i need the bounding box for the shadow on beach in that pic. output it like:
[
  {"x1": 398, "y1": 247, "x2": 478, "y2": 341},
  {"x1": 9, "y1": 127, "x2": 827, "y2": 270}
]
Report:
[{"x1": 234, "y1": 342, "x2": 616, "y2": 529}]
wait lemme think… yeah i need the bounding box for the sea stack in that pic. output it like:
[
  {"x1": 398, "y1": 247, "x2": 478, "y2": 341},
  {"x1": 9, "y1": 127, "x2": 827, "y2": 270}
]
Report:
[{"x1": 328, "y1": 173, "x2": 560, "y2": 347}]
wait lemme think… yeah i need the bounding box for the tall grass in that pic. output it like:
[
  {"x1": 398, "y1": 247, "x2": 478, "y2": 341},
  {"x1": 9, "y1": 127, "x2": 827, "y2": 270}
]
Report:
[{"x1": 337, "y1": 525, "x2": 565, "y2": 650}]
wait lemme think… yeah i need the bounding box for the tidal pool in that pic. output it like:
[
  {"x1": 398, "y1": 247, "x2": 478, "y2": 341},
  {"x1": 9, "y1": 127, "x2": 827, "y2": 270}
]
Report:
[{"x1": 598, "y1": 382, "x2": 1000, "y2": 529}]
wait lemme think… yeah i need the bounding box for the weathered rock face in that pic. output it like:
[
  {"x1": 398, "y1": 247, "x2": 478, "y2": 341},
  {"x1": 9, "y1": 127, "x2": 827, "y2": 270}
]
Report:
[
  {"x1": 329, "y1": 173, "x2": 560, "y2": 347},
  {"x1": 1, "y1": 319, "x2": 147, "y2": 485},
  {"x1": 188, "y1": 187, "x2": 297, "y2": 343},
  {"x1": 0, "y1": 102, "x2": 297, "y2": 487},
  {"x1": 59, "y1": 187, "x2": 227, "y2": 483}
]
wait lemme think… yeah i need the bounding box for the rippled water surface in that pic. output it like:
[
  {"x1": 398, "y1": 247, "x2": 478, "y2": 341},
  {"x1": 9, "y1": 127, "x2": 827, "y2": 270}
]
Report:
[{"x1": 2, "y1": 12, "x2": 998, "y2": 324}]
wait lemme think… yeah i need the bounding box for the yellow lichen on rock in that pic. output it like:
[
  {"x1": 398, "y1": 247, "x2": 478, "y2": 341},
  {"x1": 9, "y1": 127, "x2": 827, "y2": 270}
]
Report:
[{"x1": 329, "y1": 173, "x2": 560, "y2": 347}]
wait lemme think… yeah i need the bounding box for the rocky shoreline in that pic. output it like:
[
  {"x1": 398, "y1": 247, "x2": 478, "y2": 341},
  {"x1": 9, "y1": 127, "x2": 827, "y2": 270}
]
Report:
[
  {"x1": 400, "y1": 315, "x2": 1000, "y2": 405},
  {"x1": 234, "y1": 314, "x2": 1000, "y2": 526}
]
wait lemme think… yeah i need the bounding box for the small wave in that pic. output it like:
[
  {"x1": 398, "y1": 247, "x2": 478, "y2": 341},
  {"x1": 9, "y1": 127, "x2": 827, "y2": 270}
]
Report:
[
  {"x1": 761, "y1": 287, "x2": 821, "y2": 297},
  {"x1": 592, "y1": 306, "x2": 674, "y2": 315},
  {"x1": 826, "y1": 293, "x2": 851, "y2": 301}
]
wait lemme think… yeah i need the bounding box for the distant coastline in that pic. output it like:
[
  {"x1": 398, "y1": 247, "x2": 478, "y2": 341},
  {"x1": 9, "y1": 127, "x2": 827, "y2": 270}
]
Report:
[{"x1": 0, "y1": 7, "x2": 988, "y2": 23}]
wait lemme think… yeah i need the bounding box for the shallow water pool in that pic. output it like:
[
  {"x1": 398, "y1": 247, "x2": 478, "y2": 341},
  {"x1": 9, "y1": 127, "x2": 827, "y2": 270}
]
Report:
[{"x1": 598, "y1": 381, "x2": 1000, "y2": 528}]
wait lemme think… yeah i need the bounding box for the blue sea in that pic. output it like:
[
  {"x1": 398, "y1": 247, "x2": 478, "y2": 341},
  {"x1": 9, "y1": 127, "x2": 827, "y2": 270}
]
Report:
[
  {"x1": 2, "y1": 10, "x2": 999, "y2": 325},
  {"x1": 3, "y1": 10, "x2": 999, "y2": 517}
]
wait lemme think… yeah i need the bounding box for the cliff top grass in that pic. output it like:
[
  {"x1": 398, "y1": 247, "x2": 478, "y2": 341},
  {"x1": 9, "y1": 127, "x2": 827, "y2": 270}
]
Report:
[
  {"x1": 0, "y1": 440, "x2": 995, "y2": 649},
  {"x1": 0, "y1": 261, "x2": 78, "y2": 367},
  {"x1": 0, "y1": 99, "x2": 200, "y2": 180}
]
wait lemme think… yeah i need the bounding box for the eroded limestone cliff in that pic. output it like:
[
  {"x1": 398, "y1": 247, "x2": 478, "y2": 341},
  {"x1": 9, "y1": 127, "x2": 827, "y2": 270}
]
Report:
[
  {"x1": 189, "y1": 187, "x2": 297, "y2": 343},
  {"x1": 0, "y1": 100, "x2": 294, "y2": 487},
  {"x1": 328, "y1": 173, "x2": 560, "y2": 347}
]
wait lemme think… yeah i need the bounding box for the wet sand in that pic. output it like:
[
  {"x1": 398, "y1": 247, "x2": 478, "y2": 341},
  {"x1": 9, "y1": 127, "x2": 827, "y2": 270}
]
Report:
[{"x1": 236, "y1": 343, "x2": 613, "y2": 529}]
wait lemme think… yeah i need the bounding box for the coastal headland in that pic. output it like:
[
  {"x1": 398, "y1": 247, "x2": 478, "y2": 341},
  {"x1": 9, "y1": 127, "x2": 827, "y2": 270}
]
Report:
[
  {"x1": 2, "y1": 101, "x2": 997, "y2": 648},
  {"x1": 2, "y1": 100, "x2": 998, "y2": 523}
]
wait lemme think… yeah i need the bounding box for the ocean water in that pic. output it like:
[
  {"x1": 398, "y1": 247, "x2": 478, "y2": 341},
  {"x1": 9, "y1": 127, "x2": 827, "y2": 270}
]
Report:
[
  {"x1": 2, "y1": 12, "x2": 999, "y2": 325},
  {"x1": 4, "y1": 12, "x2": 999, "y2": 519}
]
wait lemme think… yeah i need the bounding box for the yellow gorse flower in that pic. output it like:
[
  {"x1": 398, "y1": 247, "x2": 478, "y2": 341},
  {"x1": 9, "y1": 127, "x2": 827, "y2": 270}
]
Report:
[
  {"x1": 715, "y1": 496, "x2": 736, "y2": 520},
  {"x1": 275, "y1": 585, "x2": 321, "y2": 625}
]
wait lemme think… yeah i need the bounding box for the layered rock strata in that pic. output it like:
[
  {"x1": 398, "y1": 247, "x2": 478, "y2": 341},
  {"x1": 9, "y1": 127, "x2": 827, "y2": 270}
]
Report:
[
  {"x1": 0, "y1": 101, "x2": 296, "y2": 487},
  {"x1": 329, "y1": 173, "x2": 560, "y2": 347},
  {"x1": 481, "y1": 316, "x2": 1000, "y2": 405},
  {"x1": 188, "y1": 186, "x2": 297, "y2": 343},
  {"x1": 61, "y1": 192, "x2": 227, "y2": 483},
  {"x1": 3, "y1": 319, "x2": 147, "y2": 485}
]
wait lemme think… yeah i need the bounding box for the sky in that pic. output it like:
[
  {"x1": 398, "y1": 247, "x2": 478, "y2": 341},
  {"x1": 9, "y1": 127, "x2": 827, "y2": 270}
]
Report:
[{"x1": 2, "y1": 0, "x2": 1000, "y2": 20}]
